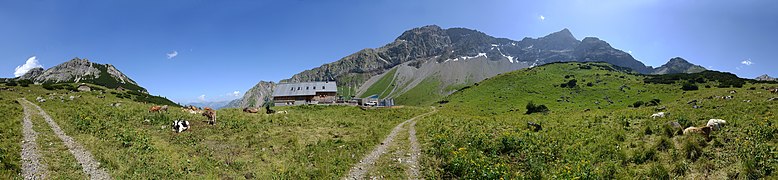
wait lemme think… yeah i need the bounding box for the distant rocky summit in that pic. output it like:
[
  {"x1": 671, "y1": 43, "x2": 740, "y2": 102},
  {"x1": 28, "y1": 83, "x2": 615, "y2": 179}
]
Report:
[
  {"x1": 755, "y1": 74, "x2": 777, "y2": 81},
  {"x1": 17, "y1": 58, "x2": 147, "y2": 93},
  {"x1": 652, "y1": 57, "x2": 706, "y2": 74},
  {"x1": 225, "y1": 81, "x2": 275, "y2": 108}
]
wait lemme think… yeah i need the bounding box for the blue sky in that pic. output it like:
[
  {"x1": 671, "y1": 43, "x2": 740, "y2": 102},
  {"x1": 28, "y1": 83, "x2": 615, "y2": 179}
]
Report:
[{"x1": 1, "y1": 0, "x2": 776, "y2": 103}]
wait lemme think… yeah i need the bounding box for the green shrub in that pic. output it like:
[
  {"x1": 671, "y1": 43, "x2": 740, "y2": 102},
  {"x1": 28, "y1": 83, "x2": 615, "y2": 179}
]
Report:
[
  {"x1": 681, "y1": 83, "x2": 698, "y2": 91},
  {"x1": 525, "y1": 101, "x2": 549, "y2": 114},
  {"x1": 5, "y1": 81, "x2": 17, "y2": 86},
  {"x1": 632, "y1": 101, "x2": 645, "y2": 108}
]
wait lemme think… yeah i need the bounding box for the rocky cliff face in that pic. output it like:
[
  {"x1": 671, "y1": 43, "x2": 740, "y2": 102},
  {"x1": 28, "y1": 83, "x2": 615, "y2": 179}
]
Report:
[
  {"x1": 18, "y1": 58, "x2": 146, "y2": 92},
  {"x1": 225, "y1": 81, "x2": 275, "y2": 108},
  {"x1": 652, "y1": 57, "x2": 706, "y2": 74}
]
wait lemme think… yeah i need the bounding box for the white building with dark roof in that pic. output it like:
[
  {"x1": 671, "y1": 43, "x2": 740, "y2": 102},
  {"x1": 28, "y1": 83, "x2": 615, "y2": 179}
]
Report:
[{"x1": 272, "y1": 81, "x2": 337, "y2": 106}]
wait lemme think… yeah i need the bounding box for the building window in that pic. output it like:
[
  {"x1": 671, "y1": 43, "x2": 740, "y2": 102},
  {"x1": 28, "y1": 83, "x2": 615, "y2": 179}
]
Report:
[
  {"x1": 313, "y1": 86, "x2": 316, "y2": 90},
  {"x1": 298, "y1": 87, "x2": 301, "y2": 90},
  {"x1": 306, "y1": 87, "x2": 309, "y2": 90},
  {"x1": 291, "y1": 87, "x2": 294, "y2": 91},
  {"x1": 322, "y1": 86, "x2": 325, "y2": 89}
]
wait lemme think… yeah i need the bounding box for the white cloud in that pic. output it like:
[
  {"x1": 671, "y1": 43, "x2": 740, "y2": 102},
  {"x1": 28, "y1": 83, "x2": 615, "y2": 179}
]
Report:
[
  {"x1": 14, "y1": 56, "x2": 44, "y2": 77},
  {"x1": 741, "y1": 59, "x2": 753, "y2": 66},
  {"x1": 198, "y1": 94, "x2": 206, "y2": 101},
  {"x1": 167, "y1": 51, "x2": 179, "y2": 59},
  {"x1": 539, "y1": 15, "x2": 545, "y2": 21},
  {"x1": 231, "y1": 91, "x2": 240, "y2": 97},
  {"x1": 628, "y1": 50, "x2": 632, "y2": 54}
]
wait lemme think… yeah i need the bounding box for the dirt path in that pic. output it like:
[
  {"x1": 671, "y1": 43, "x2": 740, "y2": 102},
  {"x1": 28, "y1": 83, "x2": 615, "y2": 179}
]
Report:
[
  {"x1": 19, "y1": 99, "x2": 47, "y2": 179},
  {"x1": 346, "y1": 108, "x2": 436, "y2": 180},
  {"x1": 19, "y1": 99, "x2": 111, "y2": 180},
  {"x1": 406, "y1": 119, "x2": 421, "y2": 179}
]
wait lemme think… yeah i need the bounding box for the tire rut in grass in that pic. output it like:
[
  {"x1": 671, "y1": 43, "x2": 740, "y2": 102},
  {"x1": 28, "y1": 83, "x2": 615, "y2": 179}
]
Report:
[
  {"x1": 19, "y1": 99, "x2": 112, "y2": 180},
  {"x1": 19, "y1": 99, "x2": 47, "y2": 179},
  {"x1": 345, "y1": 108, "x2": 436, "y2": 180}
]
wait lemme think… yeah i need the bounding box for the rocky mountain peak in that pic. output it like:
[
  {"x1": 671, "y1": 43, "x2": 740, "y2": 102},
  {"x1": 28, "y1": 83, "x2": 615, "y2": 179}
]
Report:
[
  {"x1": 651, "y1": 57, "x2": 706, "y2": 74},
  {"x1": 535, "y1": 28, "x2": 580, "y2": 50},
  {"x1": 17, "y1": 57, "x2": 146, "y2": 92},
  {"x1": 396, "y1": 25, "x2": 447, "y2": 42},
  {"x1": 667, "y1": 57, "x2": 690, "y2": 64},
  {"x1": 755, "y1": 74, "x2": 776, "y2": 81}
]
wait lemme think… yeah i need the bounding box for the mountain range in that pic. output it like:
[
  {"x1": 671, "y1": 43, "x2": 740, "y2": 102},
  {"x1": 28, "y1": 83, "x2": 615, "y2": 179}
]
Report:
[{"x1": 228, "y1": 25, "x2": 710, "y2": 107}]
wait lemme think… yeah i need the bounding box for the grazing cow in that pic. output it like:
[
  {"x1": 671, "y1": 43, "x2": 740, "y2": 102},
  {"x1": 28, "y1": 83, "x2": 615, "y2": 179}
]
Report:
[
  {"x1": 202, "y1": 108, "x2": 216, "y2": 125},
  {"x1": 171, "y1": 120, "x2": 190, "y2": 133},
  {"x1": 265, "y1": 106, "x2": 276, "y2": 114},
  {"x1": 723, "y1": 96, "x2": 735, "y2": 100},
  {"x1": 149, "y1": 105, "x2": 163, "y2": 113},
  {"x1": 160, "y1": 105, "x2": 169, "y2": 112},
  {"x1": 771, "y1": 88, "x2": 778, "y2": 94},
  {"x1": 35, "y1": 97, "x2": 46, "y2": 102},
  {"x1": 729, "y1": 90, "x2": 737, "y2": 94},
  {"x1": 683, "y1": 126, "x2": 712, "y2": 137},
  {"x1": 706, "y1": 119, "x2": 727, "y2": 131},
  {"x1": 651, "y1": 112, "x2": 666, "y2": 119},
  {"x1": 527, "y1": 122, "x2": 542, "y2": 132},
  {"x1": 655, "y1": 106, "x2": 667, "y2": 111},
  {"x1": 275, "y1": 110, "x2": 288, "y2": 114},
  {"x1": 243, "y1": 107, "x2": 259, "y2": 113},
  {"x1": 769, "y1": 97, "x2": 778, "y2": 101}
]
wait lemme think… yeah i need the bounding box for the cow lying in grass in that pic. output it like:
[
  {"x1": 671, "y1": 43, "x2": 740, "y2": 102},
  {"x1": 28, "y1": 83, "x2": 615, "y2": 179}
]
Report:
[
  {"x1": 243, "y1": 107, "x2": 259, "y2": 113},
  {"x1": 706, "y1": 119, "x2": 727, "y2": 131},
  {"x1": 149, "y1": 105, "x2": 162, "y2": 113},
  {"x1": 172, "y1": 120, "x2": 190, "y2": 133},
  {"x1": 202, "y1": 108, "x2": 216, "y2": 125},
  {"x1": 683, "y1": 126, "x2": 712, "y2": 137},
  {"x1": 651, "y1": 112, "x2": 666, "y2": 119},
  {"x1": 683, "y1": 119, "x2": 727, "y2": 137},
  {"x1": 149, "y1": 105, "x2": 169, "y2": 113}
]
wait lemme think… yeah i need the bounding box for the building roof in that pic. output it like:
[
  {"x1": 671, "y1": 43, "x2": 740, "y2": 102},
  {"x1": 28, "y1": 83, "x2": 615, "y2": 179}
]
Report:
[{"x1": 272, "y1": 81, "x2": 337, "y2": 97}]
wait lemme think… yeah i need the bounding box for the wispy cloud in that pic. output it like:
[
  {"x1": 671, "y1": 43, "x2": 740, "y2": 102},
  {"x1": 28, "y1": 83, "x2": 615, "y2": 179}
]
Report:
[
  {"x1": 741, "y1": 59, "x2": 753, "y2": 66},
  {"x1": 627, "y1": 50, "x2": 632, "y2": 54},
  {"x1": 167, "y1": 51, "x2": 179, "y2": 59},
  {"x1": 539, "y1": 15, "x2": 545, "y2": 21},
  {"x1": 231, "y1": 91, "x2": 241, "y2": 97},
  {"x1": 198, "y1": 94, "x2": 206, "y2": 101},
  {"x1": 14, "y1": 56, "x2": 43, "y2": 77}
]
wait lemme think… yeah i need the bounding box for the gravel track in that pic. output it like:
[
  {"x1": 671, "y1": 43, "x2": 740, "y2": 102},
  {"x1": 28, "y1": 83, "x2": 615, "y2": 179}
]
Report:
[
  {"x1": 346, "y1": 108, "x2": 435, "y2": 180},
  {"x1": 19, "y1": 99, "x2": 47, "y2": 179},
  {"x1": 19, "y1": 99, "x2": 111, "y2": 180}
]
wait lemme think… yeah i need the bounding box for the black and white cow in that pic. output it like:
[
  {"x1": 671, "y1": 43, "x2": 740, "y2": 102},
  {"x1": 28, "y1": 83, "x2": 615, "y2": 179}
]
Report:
[{"x1": 172, "y1": 120, "x2": 190, "y2": 133}]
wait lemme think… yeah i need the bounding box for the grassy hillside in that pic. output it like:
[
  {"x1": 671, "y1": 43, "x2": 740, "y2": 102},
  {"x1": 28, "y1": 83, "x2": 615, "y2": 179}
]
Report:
[
  {"x1": 395, "y1": 76, "x2": 445, "y2": 106},
  {"x1": 360, "y1": 68, "x2": 398, "y2": 99},
  {"x1": 417, "y1": 62, "x2": 778, "y2": 179},
  {"x1": 0, "y1": 84, "x2": 426, "y2": 179}
]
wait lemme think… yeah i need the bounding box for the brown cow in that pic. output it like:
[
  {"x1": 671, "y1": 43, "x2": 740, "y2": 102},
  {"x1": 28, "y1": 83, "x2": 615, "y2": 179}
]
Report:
[
  {"x1": 202, "y1": 107, "x2": 216, "y2": 125},
  {"x1": 243, "y1": 107, "x2": 259, "y2": 113},
  {"x1": 149, "y1": 105, "x2": 162, "y2": 113},
  {"x1": 683, "y1": 126, "x2": 712, "y2": 137}
]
